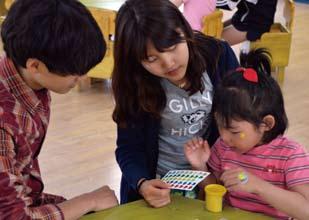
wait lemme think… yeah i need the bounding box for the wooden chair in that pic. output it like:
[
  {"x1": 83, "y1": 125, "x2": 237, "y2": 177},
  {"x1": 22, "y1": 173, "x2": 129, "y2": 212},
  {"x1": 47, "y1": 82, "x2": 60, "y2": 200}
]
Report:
[
  {"x1": 0, "y1": 0, "x2": 9, "y2": 24},
  {"x1": 86, "y1": 7, "x2": 116, "y2": 79},
  {"x1": 201, "y1": 10, "x2": 223, "y2": 39},
  {"x1": 250, "y1": 0, "x2": 294, "y2": 83},
  {"x1": 77, "y1": 7, "x2": 116, "y2": 90},
  {"x1": 4, "y1": 0, "x2": 13, "y2": 10},
  {"x1": 0, "y1": 0, "x2": 15, "y2": 24}
]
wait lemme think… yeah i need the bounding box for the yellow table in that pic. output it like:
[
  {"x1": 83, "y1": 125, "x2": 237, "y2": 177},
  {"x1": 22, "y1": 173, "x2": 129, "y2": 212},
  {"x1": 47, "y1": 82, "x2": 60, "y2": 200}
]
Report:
[{"x1": 81, "y1": 196, "x2": 272, "y2": 220}]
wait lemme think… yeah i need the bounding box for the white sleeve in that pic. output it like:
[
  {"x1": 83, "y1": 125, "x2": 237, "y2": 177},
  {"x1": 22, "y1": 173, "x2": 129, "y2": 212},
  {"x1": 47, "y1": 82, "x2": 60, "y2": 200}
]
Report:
[
  {"x1": 246, "y1": 0, "x2": 258, "y2": 5},
  {"x1": 216, "y1": 0, "x2": 242, "y2": 10}
]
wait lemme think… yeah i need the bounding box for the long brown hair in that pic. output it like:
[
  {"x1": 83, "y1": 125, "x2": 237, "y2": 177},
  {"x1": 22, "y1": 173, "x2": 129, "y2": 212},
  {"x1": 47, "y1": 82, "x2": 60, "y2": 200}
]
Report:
[{"x1": 112, "y1": 0, "x2": 222, "y2": 126}]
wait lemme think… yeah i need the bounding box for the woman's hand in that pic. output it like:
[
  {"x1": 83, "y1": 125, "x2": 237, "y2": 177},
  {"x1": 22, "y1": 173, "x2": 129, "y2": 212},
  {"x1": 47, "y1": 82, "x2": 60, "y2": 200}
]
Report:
[{"x1": 138, "y1": 179, "x2": 171, "y2": 208}]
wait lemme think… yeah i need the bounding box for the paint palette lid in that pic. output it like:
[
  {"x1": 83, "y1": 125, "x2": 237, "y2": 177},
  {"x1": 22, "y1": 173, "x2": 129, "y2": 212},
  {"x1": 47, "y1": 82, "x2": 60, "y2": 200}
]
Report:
[{"x1": 161, "y1": 170, "x2": 210, "y2": 191}]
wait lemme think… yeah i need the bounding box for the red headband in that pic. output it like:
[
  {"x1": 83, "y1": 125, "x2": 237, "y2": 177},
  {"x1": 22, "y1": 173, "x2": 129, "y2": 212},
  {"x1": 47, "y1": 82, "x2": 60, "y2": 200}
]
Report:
[{"x1": 236, "y1": 67, "x2": 258, "y2": 83}]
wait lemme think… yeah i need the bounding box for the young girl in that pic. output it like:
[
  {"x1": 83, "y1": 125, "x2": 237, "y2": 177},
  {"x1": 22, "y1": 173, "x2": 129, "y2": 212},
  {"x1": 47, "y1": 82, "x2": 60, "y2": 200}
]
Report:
[
  {"x1": 170, "y1": 0, "x2": 216, "y2": 31},
  {"x1": 112, "y1": 0, "x2": 239, "y2": 208},
  {"x1": 185, "y1": 49, "x2": 309, "y2": 219},
  {"x1": 217, "y1": 0, "x2": 278, "y2": 45}
]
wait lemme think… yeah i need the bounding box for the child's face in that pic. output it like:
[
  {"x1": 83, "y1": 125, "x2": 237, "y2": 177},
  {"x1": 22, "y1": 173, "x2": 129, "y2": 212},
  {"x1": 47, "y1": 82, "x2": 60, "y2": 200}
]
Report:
[
  {"x1": 141, "y1": 40, "x2": 189, "y2": 86},
  {"x1": 36, "y1": 70, "x2": 81, "y2": 94},
  {"x1": 217, "y1": 119, "x2": 266, "y2": 154}
]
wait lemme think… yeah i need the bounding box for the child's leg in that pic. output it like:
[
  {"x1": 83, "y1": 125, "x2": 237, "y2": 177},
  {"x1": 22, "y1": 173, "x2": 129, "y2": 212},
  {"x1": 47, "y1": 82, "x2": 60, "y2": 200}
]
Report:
[
  {"x1": 222, "y1": 25, "x2": 247, "y2": 46},
  {"x1": 223, "y1": 18, "x2": 232, "y2": 28}
]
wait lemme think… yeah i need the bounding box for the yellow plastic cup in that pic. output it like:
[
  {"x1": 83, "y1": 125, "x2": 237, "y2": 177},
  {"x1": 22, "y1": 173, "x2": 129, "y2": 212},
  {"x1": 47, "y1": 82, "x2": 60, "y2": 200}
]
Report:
[{"x1": 204, "y1": 184, "x2": 227, "y2": 212}]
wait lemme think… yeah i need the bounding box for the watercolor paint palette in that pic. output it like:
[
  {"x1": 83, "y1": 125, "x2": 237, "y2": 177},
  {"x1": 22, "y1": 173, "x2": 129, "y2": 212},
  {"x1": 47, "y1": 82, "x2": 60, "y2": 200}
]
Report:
[{"x1": 161, "y1": 170, "x2": 210, "y2": 191}]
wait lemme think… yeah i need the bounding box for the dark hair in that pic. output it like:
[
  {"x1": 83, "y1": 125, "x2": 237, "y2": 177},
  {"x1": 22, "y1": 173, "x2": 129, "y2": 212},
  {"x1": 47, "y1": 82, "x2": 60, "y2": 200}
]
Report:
[
  {"x1": 213, "y1": 48, "x2": 288, "y2": 143},
  {"x1": 112, "y1": 0, "x2": 222, "y2": 126},
  {"x1": 1, "y1": 0, "x2": 106, "y2": 76}
]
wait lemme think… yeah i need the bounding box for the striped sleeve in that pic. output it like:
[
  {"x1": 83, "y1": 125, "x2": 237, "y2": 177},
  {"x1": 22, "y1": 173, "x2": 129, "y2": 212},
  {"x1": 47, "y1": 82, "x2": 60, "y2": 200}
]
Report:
[
  {"x1": 207, "y1": 139, "x2": 223, "y2": 179},
  {"x1": 285, "y1": 145, "x2": 309, "y2": 188},
  {"x1": 0, "y1": 128, "x2": 64, "y2": 220}
]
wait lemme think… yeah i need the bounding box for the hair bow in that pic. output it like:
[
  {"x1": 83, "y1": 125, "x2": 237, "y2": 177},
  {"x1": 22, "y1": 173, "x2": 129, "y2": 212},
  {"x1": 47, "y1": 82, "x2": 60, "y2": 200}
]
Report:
[{"x1": 236, "y1": 67, "x2": 258, "y2": 83}]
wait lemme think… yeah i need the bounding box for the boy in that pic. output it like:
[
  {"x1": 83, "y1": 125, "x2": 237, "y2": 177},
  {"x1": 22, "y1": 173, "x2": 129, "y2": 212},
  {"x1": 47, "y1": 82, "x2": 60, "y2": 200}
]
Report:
[{"x1": 0, "y1": 0, "x2": 118, "y2": 219}]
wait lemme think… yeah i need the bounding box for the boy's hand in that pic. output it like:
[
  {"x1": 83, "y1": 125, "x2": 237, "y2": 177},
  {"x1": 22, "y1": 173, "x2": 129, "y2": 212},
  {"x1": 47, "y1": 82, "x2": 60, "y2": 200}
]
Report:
[
  {"x1": 184, "y1": 137, "x2": 210, "y2": 171},
  {"x1": 89, "y1": 185, "x2": 119, "y2": 211},
  {"x1": 139, "y1": 179, "x2": 171, "y2": 208},
  {"x1": 220, "y1": 167, "x2": 264, "y2": 194}
]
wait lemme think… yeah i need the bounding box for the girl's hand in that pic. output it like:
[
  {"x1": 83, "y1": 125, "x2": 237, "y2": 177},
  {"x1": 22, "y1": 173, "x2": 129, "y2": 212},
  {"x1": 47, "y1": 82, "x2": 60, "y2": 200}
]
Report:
[
  {"x1": 138, "y1": 179, "x2": 171, "y2": 208},
  {"x1": 184, "y1": 137, "x2": 210, "y2": 171},
  {"x1": 220, "y1": 167, "x2": 264, "y2": 194}
]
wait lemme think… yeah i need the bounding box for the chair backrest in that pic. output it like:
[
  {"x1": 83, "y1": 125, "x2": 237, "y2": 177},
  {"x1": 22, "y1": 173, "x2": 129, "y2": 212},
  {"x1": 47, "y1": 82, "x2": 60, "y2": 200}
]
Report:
[
  {"x1": 283, "y1": 0, "x2": 295, "y2": 32},
  {"x1": 84, "y1": 7, "x2": 116, "y2": 79},
  {"x1": 87, "y1": 7, "x2": 116, "y2": 56},
  {"x1": 5, "y1": 0, "x2": 13, "y2": 10},
  {"x1": 201, "y1": 10, "x2": 223, "y2": 39},
  {"x1": 0, "y1": 0, "x2": 8, "y2": 17},
  {"x1": 1, "y1": 0, "x2": 14, "y2": 25}
]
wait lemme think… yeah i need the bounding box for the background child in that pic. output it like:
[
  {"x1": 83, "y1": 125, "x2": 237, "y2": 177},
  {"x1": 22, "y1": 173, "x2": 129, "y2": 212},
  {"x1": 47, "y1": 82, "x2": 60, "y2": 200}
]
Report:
[
  {"x1": 184, "y1": 49, "x2": 309, "y2": 219},
  {"x1": 217, "y1": 0, "x2": 278, "y2": 45},
  {"x1": 112, "y1": 0, "x2": 238, "y2": 208},
  {"x1": 170, "y1": 0, "x2": 216, "y2": 31},
  {"x1": 0, "y1": 0, "x2": 118, "y2": 219}
]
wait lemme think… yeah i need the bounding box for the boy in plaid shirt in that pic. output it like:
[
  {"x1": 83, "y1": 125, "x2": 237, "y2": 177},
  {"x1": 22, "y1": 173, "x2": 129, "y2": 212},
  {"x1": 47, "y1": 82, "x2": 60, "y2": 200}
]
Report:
[{"x1": 0, "y1": 0, "x2": 118, "y2": 219}]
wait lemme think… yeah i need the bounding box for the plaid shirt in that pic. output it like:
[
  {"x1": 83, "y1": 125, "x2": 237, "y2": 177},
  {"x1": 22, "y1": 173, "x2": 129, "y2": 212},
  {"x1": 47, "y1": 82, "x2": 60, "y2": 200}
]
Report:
[{"x1": 0, "y1": 56, "x2": 65, "y2": 220}]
